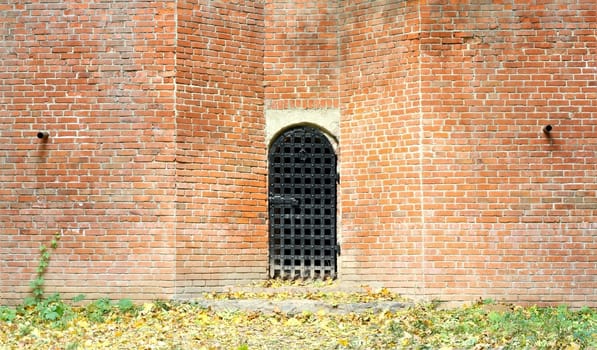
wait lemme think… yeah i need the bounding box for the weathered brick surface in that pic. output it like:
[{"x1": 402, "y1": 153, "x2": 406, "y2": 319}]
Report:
[
  {"x1": 175, "y1": 0, "x2": 267, "y2": 296},
  {"x1": 339, "y1": 1, "x2": 426, "y2": 296},
  {"x1": 338, "y1": 0, "x2": 596, "y2": 306},
  {"x1": 1, "y1": 0, "x2": 595, "y2": 306},
  {"x1": 0, "y1": 1, "x2": 178, "y2": 303},
  {"x1": 264, "y1": 0, "x2": 339, "y2": 110},
  {"x1": 414, "y1": 1, "x2": 597, "y2": 305}
]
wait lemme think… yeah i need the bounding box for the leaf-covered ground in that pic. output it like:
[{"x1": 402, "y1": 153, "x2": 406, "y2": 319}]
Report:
[{"x1": 1, "y1": 284, "x2": 595, "y2": 350}]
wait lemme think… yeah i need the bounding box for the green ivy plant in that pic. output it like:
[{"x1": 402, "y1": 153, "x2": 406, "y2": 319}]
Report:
[
  {"x1": 19, "y1": 232, "x2": 76, "y2": 328},
  {"x1": 84, "y1": 298, "x2": 138, "y2": 323},
  {"x1": 33, "y1": 293, "x2": 74, "y2": 328},
  {"x1": 0, "y1": 305, "x2": 16, "y2": 322},
  {"x1": 85, "y1": 298, "x2": 113, "y2": 323},
  {"x1": 27, "y1": 232, "x2": 61, "y2": 303}
]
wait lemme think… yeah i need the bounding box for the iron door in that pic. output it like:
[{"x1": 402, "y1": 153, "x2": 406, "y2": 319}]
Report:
[{"x1": 268, "y1": 126, "x2": 337, "y2": 279}]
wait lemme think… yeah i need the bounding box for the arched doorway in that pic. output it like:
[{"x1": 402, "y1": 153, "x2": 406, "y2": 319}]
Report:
[{"x1": 268, "y1": 126, "x2": 338, "y2": 279}]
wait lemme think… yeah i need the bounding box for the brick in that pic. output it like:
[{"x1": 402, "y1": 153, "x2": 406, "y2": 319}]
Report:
[
  {"x1": 338, "y1": 0, "x2": 595, "y2": 308},
  {"x1": 0, "y1": 0, "x2": 594, "y2": 308}
]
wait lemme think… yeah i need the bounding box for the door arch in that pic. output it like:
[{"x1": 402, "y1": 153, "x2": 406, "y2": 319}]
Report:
[{"x1": 268, "y1": 126, "x2": 337, "y2": 279}]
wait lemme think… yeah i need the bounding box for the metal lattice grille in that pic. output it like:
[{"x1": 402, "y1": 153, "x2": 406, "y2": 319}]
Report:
[{"x1": 269, "y1": 126, "x2": 337, "y2": 279}]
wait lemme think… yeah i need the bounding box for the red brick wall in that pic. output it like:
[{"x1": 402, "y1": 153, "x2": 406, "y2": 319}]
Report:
[
  {"x1": 416, "y1": 1, "x2": 596, "y2": 305},
  {"x1": 0, "y1": 1, "x2": 178, "y2": 304},
  {"x1": 264, "y1": 0, "x2": 339, "y2": 109},
  {"x1": 175, "y1": 0, "x2": 267, "y2": 296},
  {"x1": 339, "y1": 1, "x2": 426, "y2": 295},
  {"x1": 1, "y1": 0, "x2": 595, "y2": 306},
  {"x1": 339, "y1": 0, "x2": 596, "y2": 306}
]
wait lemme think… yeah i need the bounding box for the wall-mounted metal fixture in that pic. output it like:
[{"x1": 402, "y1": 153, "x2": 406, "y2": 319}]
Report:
[
  {"x1": 542, "y1": 124, "x2": 552, "y2": 135},
  {"x1": 37, "y1": 131, "x2": 50, "y2": 140}
]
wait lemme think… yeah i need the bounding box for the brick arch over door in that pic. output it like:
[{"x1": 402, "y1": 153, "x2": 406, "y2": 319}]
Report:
[{"x1": 268, "y1": 126, "x2": 338, "y2": 279}]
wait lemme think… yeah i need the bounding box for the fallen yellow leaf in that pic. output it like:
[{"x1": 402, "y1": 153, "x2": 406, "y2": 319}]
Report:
[{"x1": 338, "y1": 338, "x2": 349, "y2": 346}]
